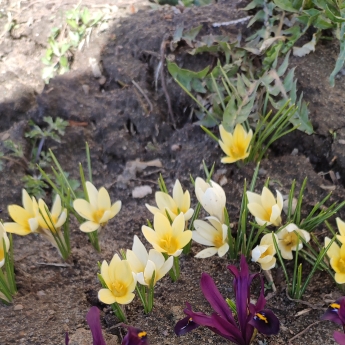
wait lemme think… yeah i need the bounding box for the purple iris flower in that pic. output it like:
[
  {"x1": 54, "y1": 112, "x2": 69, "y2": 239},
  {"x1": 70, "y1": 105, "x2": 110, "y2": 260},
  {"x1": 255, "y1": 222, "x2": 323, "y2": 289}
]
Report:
[
  {"x1": 174, "y1": 255, "x2": 280, "y2": 344},
  {"x1": 121, "y1": 325, "x2": 149, "y2": 345},
  {"x1": 65, "y1": 307, "x2": 149, "y2": 345},
  {"x1": 321, "y1": 297, "x2": 345, "y2": 345}
]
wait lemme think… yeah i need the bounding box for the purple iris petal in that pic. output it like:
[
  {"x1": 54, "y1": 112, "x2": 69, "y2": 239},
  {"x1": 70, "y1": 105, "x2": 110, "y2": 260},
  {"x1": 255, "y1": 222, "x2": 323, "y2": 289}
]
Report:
[
  {"x1": 339, "y1": 299, "x2": 345, "y2": 325},
  {"x1": 200, "y1": 272, "x2": 237, "y2": 326},
  {"x1": 121, "y1": 325, "x2": 149, "y2": 345},
  {"x1": 249, "y1": 309, "x2": 280, "y2": 335},
  {"x1": 334, "y1": 331, "x2": 345, "y2": 345},
  {"x1": 174, "y1": 315, "x2": 199, "y2": 336},
  {"x1": 65, "y1": 332, "x2": 69, "y2": 345},
  {"x1": 86, "y1": 307, "x2": 107, "y2": 345},
  {"x1": 321, "y1": 298, "x2": 345, "y2": 326}
]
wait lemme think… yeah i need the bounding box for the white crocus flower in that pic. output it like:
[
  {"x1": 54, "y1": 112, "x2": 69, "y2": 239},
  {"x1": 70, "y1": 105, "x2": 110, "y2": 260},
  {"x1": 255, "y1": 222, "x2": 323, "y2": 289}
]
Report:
[
  {"x1": 247, "y1": 187, "x2": 283, "y2": 226},
  {"x1": 277, "y1": 223, "x2": 310, "y2": 260},
  {"x1": 252, "y1": 233, "x2": 277, "y2": 270},
  {"x1": 146, "y1": 179, "x2": 194, "y2": 222},
  {"x1": 193, "y1": 216, "x2": 229, "y2": 258},
  {"x1": 126, "y1": 235, "x2": 173, "y2": 286},
  {"x1": 195, "y1": 177, "x2": 226, "y2": 223}
]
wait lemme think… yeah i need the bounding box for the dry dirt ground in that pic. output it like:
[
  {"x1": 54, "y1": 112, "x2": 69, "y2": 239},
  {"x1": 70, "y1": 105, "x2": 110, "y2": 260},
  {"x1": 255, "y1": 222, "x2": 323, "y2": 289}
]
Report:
[{"x1": 1, "y1": 0, "x2": 345, "y2": 344}]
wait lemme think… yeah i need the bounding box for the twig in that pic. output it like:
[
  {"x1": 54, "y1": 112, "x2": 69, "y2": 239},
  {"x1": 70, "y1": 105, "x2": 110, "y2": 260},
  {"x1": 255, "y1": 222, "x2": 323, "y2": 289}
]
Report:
[
  {"x1": 288, "y1": 321, "x2": 321, "y2": 344},
  {"x1": 132, "y1": 80, "x2": 153, "y2": 114},
  {"x1": 160, "y1": 33, "x2": 176, "y2": 128},
  {"x1": 212, "y1": 16, "x2": 252, "y2": 27}
]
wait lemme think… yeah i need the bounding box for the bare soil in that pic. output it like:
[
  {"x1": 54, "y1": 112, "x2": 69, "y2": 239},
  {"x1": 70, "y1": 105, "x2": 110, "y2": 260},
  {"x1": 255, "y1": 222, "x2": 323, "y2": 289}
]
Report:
[{"x1": 1, "y1": 0, "x2": 345, "y2": 344}]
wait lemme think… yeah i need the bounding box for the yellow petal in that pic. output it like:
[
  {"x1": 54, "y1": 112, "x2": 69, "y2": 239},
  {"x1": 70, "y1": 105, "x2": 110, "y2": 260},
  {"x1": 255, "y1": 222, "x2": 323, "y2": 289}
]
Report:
[
  {"x1": 8, "y1": 205, "x2": 31, "y2": 226},
  {"x1": 3, "y1": 222, "x2": 30, "y2": 235},
  {"x1": 142, "y1": 226, "x2": 160, "y2": 248},
  {"x1": 55, "y1": 210, "x2": 67, "y2": 228},
  {"x1": 73, "y1": 199, "x2": 93, "y2": 221},
  {"x1": 219, "y1": 124, "x2": 233, "y2": 146},
  {"x1": 109, "y1": 201, "x2": 121, "y2": 218},
  {"x1": 153, "y1": 213, "x2": 172, "y2": 237},
  {"x1": 115, "y1": 292, "x2": 135, "y2": 305},
  {"x1": 126, "y1": 250, "x2": 145, "y2": 273},
  {"x1": 246, "y1": 191, "x2": 262, "y2": 205},
  {"x1": 100, "y1": 260, "x2": 111, "y2": 287},
  {"x1": 219, "y1": 140, "x2": 232, "y2": 158},
  {"x1": 261, "y1": 187, "x2": 276, "y2": 212},
  {"x1": 98, "y1": 289, "x2": 117, "y2": 304},
  {"x1": 86, "y1": 181, "x2": 99, "y2": 209},
  {"x1": 247, "y1": 203, "x2": 269, "y2": 222},
  {"x1": 98, "y1": 187, "x2": 111, "y2": 210},
  {"x1": 80, "y1": 221, "x2": 100, "y2": 233},
  {"x1": 195, "y1": 247, "x2": 218, "y2": 258},
  {"x1": 325, "y1": 236, "x2": 340, "y2": 258},
  {"x1": 51, "y1": 195, "x2": 62, "y2": 216},
  {"x1": 156, "y1": 192, "x2": 177, "y2": 215},
  {"x1": 221, "y1": 156, "x2": 239, "y2": 164},
  {"x1": 171, "y1": 213, "x2": 185, "y2": 237},
  {"x1": 176, "y1": 230, "x2": 192, "y2": 249},
  {"x1": 260, "y1": 257, "x2": 276, "y2": 270},
  {"x1": 113, "y1": 260, "x2": 133, "y2": 287}
]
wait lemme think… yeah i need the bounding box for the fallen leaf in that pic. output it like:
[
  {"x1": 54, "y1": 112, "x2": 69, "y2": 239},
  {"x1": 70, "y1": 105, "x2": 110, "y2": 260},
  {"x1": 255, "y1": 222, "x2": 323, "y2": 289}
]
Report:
[{"x1": 293, "y1": 34, "x2": 316, "y2": 57}]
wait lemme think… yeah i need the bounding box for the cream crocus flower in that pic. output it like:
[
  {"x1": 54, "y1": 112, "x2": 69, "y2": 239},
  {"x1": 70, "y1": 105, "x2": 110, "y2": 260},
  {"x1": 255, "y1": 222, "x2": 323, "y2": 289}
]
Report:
[
  {"x1": 277, "y1": 223, "x2": 310, "y2": 260},
  {"x1": 193, "y1": 217, "x2": 229, "y2": 258},
  {"x1": 4, "y1": 189, "x2": 39, "y2": 235},
  {"x1": 195, "y1": 177, "x2": 226, "y2": 223},
  {"x1": 142, "y1": 213, "x2": 192, "y2": 257},
  {"x1": 218, "y1": 123, "x2": 253, "y2": 163},
  {"x1": 98, "y1": 254, "x2": 136, "y2": 305},
  {"x1": 252, "y1": 233, "x2": 277, "y2": 270},
  {"x1": 336, "y1": 218, "x2": 345, "y2": 244},
  {"x1": 146, "y1": 179, "x2": 194, "y2": 222},
  {"x1": 73, "y1": 181, "x2": 122, "y2": 233},
  {"x1": 247, "y1": 187, "x2": 283, "y2": 226},
  {"x1": 126, "y1": 235, "x2": 173, "y2": 286},
  {"x1": 325, "y1": 237, "x2": 345, "y2": 284},
  {"x1": 0, "y1": 223, "x2": 10, "y2": 268},
  {"x1": 37, "y1": 195, "x2": 67, "y2": 231}
]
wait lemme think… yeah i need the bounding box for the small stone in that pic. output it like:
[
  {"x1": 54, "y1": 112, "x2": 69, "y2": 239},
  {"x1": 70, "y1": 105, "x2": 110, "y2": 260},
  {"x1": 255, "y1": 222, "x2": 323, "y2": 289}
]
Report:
[
  {"x1": 99, "y1": 76, "x2": 106, "y2": 85},
  {"x1": 37, "y1": 290, "x2": 46, "y2": 296},
  {"x1": 171, "y1": 144, "x2": 181, "y2": 151},
  {"x1": 82, "y1": 85, "x2": 90, "y2": 95},
  {"x1": 219, "y1": 176, "x2": 228, "y2": 186},
  {"x1": 291, "y1": 148, "x2": 298, "y2": 156},
  {"x1": 14, "y1": 304, "x2": 24, "y2": 310},
  {"x1": 132, "y1": 185, "x2": 152, "y2": 198}
]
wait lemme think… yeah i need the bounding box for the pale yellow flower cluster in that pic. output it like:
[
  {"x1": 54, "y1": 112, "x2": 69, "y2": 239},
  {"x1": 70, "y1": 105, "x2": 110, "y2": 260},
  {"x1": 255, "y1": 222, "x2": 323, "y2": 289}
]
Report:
[
  {"x1": 98, "y1": 179, "x2": 192, "y2": 306},
  {"x1": 4, "y1": 189, "x2": 67, "y2": 250},
  {"x1": 248, "y1": 187, "x2": 310, "y2": 270}
]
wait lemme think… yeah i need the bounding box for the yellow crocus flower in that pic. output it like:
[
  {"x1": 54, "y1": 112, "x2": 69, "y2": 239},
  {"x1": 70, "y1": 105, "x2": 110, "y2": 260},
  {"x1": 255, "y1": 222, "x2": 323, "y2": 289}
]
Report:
[
  {"x1": 336, "y1": 218, "x2": 345, "y2": 244},
  {"x1": 325, "y1": 237, "x2": 345, "y2": 284},
  {"x1": 142, "y1": 213, "x2": 192, "y2": 257},
  {"x1": 37, "y1": 195, "x2": 67, "y2": 231},
  {"x1": 247, "y1": 187, "x2": 283, "y2": 226},
  {"x1": 145, "y1": 179, "x2": 193, "y2": 222},
  {"x1": 4, "y1": 189, "x2": 39, "y2": 236},
  {"x1": 98, "y1": 254, "x2": 136, "y2": 305},
  {"x1": 218, "y1": 123, "x2": 253, "y2": 163},
  {"x1": 73, "y1": 181, "x2": 122, "y2": 233}
]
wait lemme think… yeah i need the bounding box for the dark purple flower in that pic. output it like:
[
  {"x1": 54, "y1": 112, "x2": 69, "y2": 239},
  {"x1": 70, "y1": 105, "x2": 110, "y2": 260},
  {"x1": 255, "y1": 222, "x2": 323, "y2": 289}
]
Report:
[
  {"x1": 321, "y1": 297, "x2": 345, "y2": 345},
  {"x1": 86, "y1": 307, "x2": 107, "y2": 345},
  {"x1": 65, "y1": 332, "x2": 69, "y2": 345},
  {"x1": 174, "y1": 255, "x2": 280, "y2": 344},
  {"x1": 121, "y1": 325, "x2": 149, "y2": 345}
]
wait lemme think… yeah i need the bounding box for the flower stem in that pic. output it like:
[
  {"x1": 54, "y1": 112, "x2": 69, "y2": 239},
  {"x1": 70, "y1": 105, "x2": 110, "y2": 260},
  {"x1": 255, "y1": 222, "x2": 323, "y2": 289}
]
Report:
[
  {"x1": 111, "y1": 302, "x2": 127, "y2": 322},
  {"x1": 88, "y1": 230, "x2": 101, "y2": 252}
]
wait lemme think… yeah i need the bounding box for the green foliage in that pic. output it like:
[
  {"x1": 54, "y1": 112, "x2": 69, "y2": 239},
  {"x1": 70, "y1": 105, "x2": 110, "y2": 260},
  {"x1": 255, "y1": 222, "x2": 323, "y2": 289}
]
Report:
[
  {"x1": 42, "y1": 5, "x2": 104, "y2": 83},
  {"x1": 0, "y1": 117, "x2": 68, "y2": 198},
  {"x1": 245, "y1": 0, "x2": 345, "y2": 86}
]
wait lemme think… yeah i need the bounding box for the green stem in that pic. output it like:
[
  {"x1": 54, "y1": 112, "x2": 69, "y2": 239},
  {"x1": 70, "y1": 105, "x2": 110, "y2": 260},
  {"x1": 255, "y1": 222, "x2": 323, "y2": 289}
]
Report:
[
  {"x1": 88, "y1": 230, "x2": 101, "y2": 252},
  {"x1": 111, "y1": 302, "x2": 127, "y2": 322}
]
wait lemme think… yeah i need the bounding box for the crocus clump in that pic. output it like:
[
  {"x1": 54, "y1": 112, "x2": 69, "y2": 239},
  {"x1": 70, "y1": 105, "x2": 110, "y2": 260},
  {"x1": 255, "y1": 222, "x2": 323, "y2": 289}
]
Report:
[
  {"x1": 175, "y1": 255, "x2": 280, "y2": 343},
  {"x1": 321, "y1": 297, "x2": 345, "y2": 345}
]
